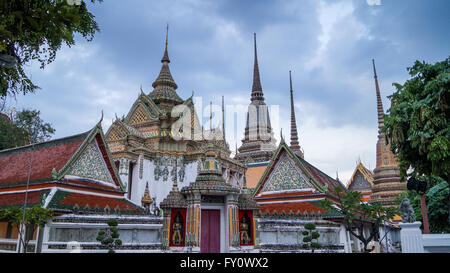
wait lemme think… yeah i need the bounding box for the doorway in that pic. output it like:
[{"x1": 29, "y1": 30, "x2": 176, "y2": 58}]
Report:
[{"x1": 200, "y1": 209, "x2": 220, "y2": 253}]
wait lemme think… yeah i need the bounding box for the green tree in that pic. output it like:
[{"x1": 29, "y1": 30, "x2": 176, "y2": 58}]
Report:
[
  {"x1": 0, "y1": 0, "x2": 102, "y2": 98},
  {"x1": 319, "y1": 187, "x2": 397, "y2": 253},
  {"x1": 0, "y1": 113, "x2": 27, "y2": 150},
  {"x1": 302, "y1": 223, "x2": 321, "y2": 252},
  {"x1": 383, "y1": 57, "x2": 450, "y2": 224},
  {"x1": 0, "y1": 108, "x2": 55, "y2": 150},
  {"x1": 96, "y1": 218, "x2": 122, "y2": 253},
  {"x1": 14, "y1": 109, "x2": 55, "y2": 143},
  {"x1": 0, "y1": 205, "x2": 53, "y2": 253}
]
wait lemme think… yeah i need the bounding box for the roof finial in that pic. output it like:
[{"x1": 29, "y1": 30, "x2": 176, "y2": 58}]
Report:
[
  {"x1": 161, "y1": 24, "x2": 170, "y2": 63},
  {"x1": 289, "y1": 70, "x2": 302, "y2": 157},
  {"x1": 372, "y1": 59, "x2": 384, "y2": 131},
  {"x1": 222, "y1": 96, "x2": 225, "y2": 141},
  {"x1": 98, "y1": 110, "x2": 104, "y2": 125},
  {"x1": 166, "y1": 23, "x2": 169, "y2": 48},
  {"x1": 251, "y1": 32, "x2": 264, "y2": 102},
  {"x1": 210, "y1": 101, "x2": 213, "y2": 130}
]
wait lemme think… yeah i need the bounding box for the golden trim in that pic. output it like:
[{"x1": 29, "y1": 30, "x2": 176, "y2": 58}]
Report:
[
  {"x1": 195, "y1": 205, "x2": 199, "y2": 247},
  {"x1": 228, "y1": 206, "x2": 232, "y2": 246}
]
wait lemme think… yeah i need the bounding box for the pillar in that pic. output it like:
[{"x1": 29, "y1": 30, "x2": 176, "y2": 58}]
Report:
[{"x1": 399, "y1": 221, "x2": 424, "y2": 253}]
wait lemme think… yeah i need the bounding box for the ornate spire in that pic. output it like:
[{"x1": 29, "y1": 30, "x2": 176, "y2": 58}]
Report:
[
  {"x1": 251, "y1": 33, "x2": 264, "y2": 102},
  {"x1": 172, "y1": 160, "x2": 179, "y2": 192},
  {"x1": 141, "y1": 182, "x2": 153, "y2": 207},
  {"x1": 210, "y1": 101, "x2": 212, "y2": 130},
  {"x1": 161, "y1": 24, "x2": 170, "y2": 63},
  {"x1": 150, "y1": 25, "x2": 182, "y2": 104},
  {"x1": 289, "y1": 71, "x2": 302, "y2": 157},
  {"x1": 372, "y1": 59, "x2": 384, "y2": 133},
  {"x1": 370, "y1": 59, "x2": 405, "y2": 207}
]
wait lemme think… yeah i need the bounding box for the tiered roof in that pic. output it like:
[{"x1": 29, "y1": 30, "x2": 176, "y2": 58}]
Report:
[{"x1": 149, "y1": 25, "x2": 183, "y2": 106}]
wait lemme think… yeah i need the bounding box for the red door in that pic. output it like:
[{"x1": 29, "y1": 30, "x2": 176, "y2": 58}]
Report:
[{"x1": 200, "y1": 209, "x2": 220, "y2": 253}]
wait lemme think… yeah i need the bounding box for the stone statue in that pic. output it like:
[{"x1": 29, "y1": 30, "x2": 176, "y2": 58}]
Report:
[
  {"x1": 240, "y1": 215, "x2": 251, "y2": 244},
  {"x1": 398, "y1": 198, "x2": 416, "y2": 223},
  {"x1": 172, "y1": 212, "x2": 184, "y2": 245}
]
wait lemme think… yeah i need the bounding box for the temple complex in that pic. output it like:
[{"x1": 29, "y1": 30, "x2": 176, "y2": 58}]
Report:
[
  {"x1": 104, "y1": 26, "x2": 246, "y2": 211},
  {"x1": 0, "y1": 29, "x2": 407, "y2": 253},
  {"x1": 369, "y1": 59, "x2": 406, "y2": 207}
]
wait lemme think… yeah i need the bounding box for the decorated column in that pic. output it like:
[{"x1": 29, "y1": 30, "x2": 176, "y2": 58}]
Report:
[
  {"x1": 185, "y1": 193, "x2": 201, "y2": 249},
  {"x1": 226, "y1": 194, "x2": 240, "y2": 247}
]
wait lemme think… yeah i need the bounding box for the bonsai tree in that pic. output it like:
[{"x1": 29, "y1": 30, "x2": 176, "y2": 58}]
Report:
[
  {"x1": 0, "y1": 205, "x2": 53, "y2": 252},
  {"x1": 302, "y1": 223, "x2": 321, "y2": 252},
  {"x1": 96, "y1": 218, "x2": 122, "y2": 253}
]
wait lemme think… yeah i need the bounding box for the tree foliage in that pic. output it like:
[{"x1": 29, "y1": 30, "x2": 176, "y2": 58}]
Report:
[
  {"x1": 0, "y1": 205, "x2": 53, "y2": 252},
  {"x1": 319, "y1": 187, "x2": 397, "y2": 252},
  {"x1": 384, "y1": 56, "x2": 449, "y2": 224},
  {"x1": 384, "y1": 57, "x2": 449, "y2": 179},
  {"x1": 96, "y1": 218, "x2": 122, "y2": 253},
  {"x1": 14, "y1": 109, "x2": 55, "y2": 143},
  {"x1": 302, "y1": 222, "x2": 321, "y2": 252},
  {"x1": 0, "y1": 108, "x2": 55, "y2": 150},
  {"x1": 0, "y1": 0, "x2": 102, "y2": 98},
  {"x1": 0, "y1": 113, "x2": 27, "y2": 150}
]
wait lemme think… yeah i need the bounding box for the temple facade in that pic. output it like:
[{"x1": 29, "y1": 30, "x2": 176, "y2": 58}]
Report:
[
  {"x1": 369, "y1": 60, "x2": 406, "y2": 207},
  {"x1": 235, "y1": 33, "x2": 277, "y2": 164},
  {"x1": 159, "y1": 144, "x2": 259, "y2": 253},
  {"x1": 105, "y1": 27, "x2": 246, "y2": 211}
]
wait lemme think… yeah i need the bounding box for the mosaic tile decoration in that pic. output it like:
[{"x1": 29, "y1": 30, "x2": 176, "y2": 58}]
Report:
[
  {"x1": 107, "y1": 128, "x2": 122, "y2": 141},
  {"x1": 349, "y1": 171, "x2": 371, "y2": 190},
  {"x1": 129, "y1": 104, "x2": 149, "y2": 124},
  {"x1": 67, "y1": 140, "x2": 114, "y2": 184},
  {"x1": 261, "y1": 153, "x2": 311, "y2": 192}
]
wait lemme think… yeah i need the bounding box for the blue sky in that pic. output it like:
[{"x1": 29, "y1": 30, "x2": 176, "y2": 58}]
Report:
[{"x1": 6, "y1": 0, "x2": 450, "y2": 184}]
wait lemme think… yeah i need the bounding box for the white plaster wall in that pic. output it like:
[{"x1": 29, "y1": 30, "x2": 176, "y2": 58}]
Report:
[{"x1": 129, "y1": 160, "x2": 199, "y2": 208}]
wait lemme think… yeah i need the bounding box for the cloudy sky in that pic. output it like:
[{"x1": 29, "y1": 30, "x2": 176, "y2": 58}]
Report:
[{"x1": 7, "y1": 0, "x2": 449, "y2": 184}]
